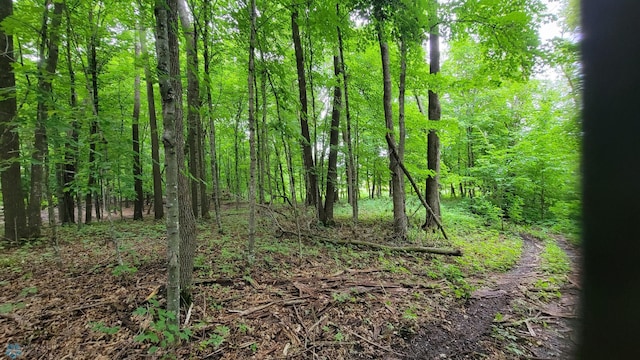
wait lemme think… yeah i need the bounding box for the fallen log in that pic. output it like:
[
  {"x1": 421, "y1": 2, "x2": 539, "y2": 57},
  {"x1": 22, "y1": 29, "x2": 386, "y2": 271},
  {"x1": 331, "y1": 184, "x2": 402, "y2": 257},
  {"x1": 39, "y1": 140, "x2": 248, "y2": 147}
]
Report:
[{"x1": 318, "y1": 236, "x2": 462, "y2": 256}]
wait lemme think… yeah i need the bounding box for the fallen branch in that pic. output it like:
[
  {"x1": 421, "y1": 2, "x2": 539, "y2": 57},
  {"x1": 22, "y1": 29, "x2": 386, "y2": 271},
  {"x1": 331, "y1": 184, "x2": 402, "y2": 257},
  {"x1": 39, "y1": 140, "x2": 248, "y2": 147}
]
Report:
[
  {"x1": 318, "y1": 236, "x2": 461, "y2": 256},
  {"x1": 385, "y1": 133, "x2": 448, "y2": 240}
]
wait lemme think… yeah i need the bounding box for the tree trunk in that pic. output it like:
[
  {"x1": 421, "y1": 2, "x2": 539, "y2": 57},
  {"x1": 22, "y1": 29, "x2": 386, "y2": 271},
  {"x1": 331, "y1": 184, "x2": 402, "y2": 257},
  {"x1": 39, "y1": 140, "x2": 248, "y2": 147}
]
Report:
[
  {"x1": 177, "y1": 0, "x2": 201, "y2": 219},
  {"x1": 337, "y1": 8, "x2": 357, "y2": 223},
  {"x1": 132, "y1": 34, "x2": 143, "y2": 221},
  {"x1": 376, "y1": 16, "x2": 407, "y2": 238},
  {"x1": 61, "y1": 8, "x2": 78, "y2": 225},
  {"x1": 28, "y1": 0, "x2": 64, "y2": 238},
  {"x1": 141, "y1": 27, "x2": 164, "y2": 220},
  {"x1": 246, "y1": 0, "x2": 258, "y2": 263},
  {"x1": 154, "y1": 0, "x2": 180, "y2": 326},
  {"x1": 321, "y1": 54, "x2": 342, "y2": 226},
  {"x1": 0, "y1": 0, "x2": 28, "y2": 242},
  {"x1": 291, "y1": 8, "x2": 321, "y2": 219},
  {"x1": 86, "y1": 10, "x2": 100, "y2": 224},
  {"x1": 167, "y1": 0, "x2": 197, "y2": 307},
  {"x1": 201, "y1": 4, "x2": 223, "y2": 232},
  {"x1": 424, "y1": 1, "x2": 442, "y2": 230}
]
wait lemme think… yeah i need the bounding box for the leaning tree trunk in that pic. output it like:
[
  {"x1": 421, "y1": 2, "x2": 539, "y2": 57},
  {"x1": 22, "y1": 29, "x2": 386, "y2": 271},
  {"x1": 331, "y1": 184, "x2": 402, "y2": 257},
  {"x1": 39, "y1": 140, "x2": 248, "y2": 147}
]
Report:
[
  {"x1": 424, "y1": 0, "x2": 442, "y2": 230},
  {"x1": 28, "y1": 1, "x2": 64, "y2": 238},
  {"x1": 376, "y1": 16, "x2": 407, "y2": 238},
  {"x1": 154, "y1": 0, "x2": 180, "y2": 326},
  {"x1": 132, "y1": 34, "x2": 143, "y2": 220},
  {"x1": 291, "y1": 7, "x2": 321, "y2": 219},
  {"x1": 0, "y1": 0, "x2": 28, "y2": 242},
  {"x1": 321, "y1": 54, "x2": 342, "y2": 226}
]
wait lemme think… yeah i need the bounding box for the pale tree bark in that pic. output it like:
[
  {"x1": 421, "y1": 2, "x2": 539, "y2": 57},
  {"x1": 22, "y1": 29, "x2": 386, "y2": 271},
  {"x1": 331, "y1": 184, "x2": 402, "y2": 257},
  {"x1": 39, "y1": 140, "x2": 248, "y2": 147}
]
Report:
[
  {"x1": 166, "y1": 0, "x2": 197, "y2": 307},
  {"x1": 154, "y1": 0, "x2": 180, "y2": 326},
  {"x1": 376, "y1": 15, "x2": 407, "y2": 238},
  {"x1": 141, "y1": 27, "x2": 164, "y2": 220},
  {"x1": 247, "y1": 0, "x2": 258, "y2": 263},
  {"x1": 424, "y1": 0, "x2": 442, "y2": 230},
  {"x1": 132, "y1": 34, "x2": 143, "y2": 220},
  {"x1": 201, "y1": 1, "x2": 223, "y2": 232},
  {"x1": 28, "y1": 0, "x2": 64, "y2": 238},
  {"x1": 291, "y1": 7, "x2": 322, "y2": 219},
  {"x1": 0, "y1": 0, "x2": 28, "y2": 242},
  {"x1": 320, "y1": 54, "x2": 342, "y2": 226}
]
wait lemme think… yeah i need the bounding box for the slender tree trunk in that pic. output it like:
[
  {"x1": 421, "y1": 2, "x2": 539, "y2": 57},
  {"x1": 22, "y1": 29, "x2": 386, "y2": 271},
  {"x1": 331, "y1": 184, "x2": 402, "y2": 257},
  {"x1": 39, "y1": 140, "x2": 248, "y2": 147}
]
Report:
[
  {"x1": 321, "y1": 54, "x2": 342, "y2": 226},
  {"x1": 61, "y1": 9, "x2": 78, "y2": 225},
  {"x1": 132, "y1": 35, "x2": 143, "y2": 220},
  {"x1": 141, "y1": 27, "x2": 164, "y2": 220},
  {"x1": 202, "y1": 5, "x2": 223, "y2": 231},
  {"x1": 154, "y1": 0, "x2": 180, "y2": 326},
  {"x1": 246, "y1": 0, "x2": 258, "y2": 263},
  {"x1": 85, "y1": 10, "x2": 100, "y2": 224},
  {"x1": 376, "y1": 16, "x2": 407, "y2": 238},
  {"x1": 337, "y1": 10, "x2": 357, "y2": 223},
  {"x1": 0, "y1": 0, "x2": 27, "y2": 241},
  {"x1": 424, "y1": 1, "x2": 442, "y2": 230},
  {"x1": 29, "y1": 0, "x2": 64, "y2": 238},
  {"x1": 291, "y1": 8, "x2": 321, "y2": 219}
]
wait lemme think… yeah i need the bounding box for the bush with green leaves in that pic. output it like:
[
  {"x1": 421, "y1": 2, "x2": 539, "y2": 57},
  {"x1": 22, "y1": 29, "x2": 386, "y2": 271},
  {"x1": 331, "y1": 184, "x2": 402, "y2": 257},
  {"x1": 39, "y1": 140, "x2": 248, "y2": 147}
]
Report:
[{"x1": 133, "y1": 299, "x2": 192, "y2": 354}]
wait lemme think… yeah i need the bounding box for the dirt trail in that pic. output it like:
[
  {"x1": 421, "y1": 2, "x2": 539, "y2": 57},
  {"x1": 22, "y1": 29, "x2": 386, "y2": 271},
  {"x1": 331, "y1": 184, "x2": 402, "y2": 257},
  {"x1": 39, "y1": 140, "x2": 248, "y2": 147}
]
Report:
[{"x1": 405, "y1": 234, "x2": 580, "y2": 359}]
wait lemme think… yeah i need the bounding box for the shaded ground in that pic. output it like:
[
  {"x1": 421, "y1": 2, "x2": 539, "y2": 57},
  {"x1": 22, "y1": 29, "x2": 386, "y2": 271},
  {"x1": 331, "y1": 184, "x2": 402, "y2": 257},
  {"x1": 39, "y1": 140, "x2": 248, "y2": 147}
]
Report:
[
  {"x1": 0, "y1": 205, "x2": 579, "y2": 359},
  {"x1": 405, "y1": 234, "x2": 580, "y2": 359}
]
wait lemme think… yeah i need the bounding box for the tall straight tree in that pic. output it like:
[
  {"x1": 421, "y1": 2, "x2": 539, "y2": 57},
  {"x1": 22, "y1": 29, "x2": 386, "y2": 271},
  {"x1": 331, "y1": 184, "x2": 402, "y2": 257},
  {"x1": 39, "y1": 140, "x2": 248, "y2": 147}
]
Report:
[
  {"x1": 85, "y1": 5, "x2": 102, "y2": 223},
  {"x1": 424, "y1": 0, "x2": 442, "y2": 229},
  {"x1": 140, "y1": 26, "x2": 164, "y2": 220},
  {"x1": 246, "y1": 0, "x2": 258, "y2": 262},
  {"x1": 28, "y1": 0, "x2": 64, "y2": 237},
  {"x1": 154, "y1": 0, "x2": 180, "y2": 325},
  {"x1": 167, "y1": 0, "x2": 197, "y2": 306},
  {"x1": 291, "y1": 6, "x2": 322, "y2": 219},
  {"x1": 374, "y1": 4, "x2": 407, "y2": 238},
  {"x1": 132, "y1": 33, "x2": 143, "y2": 220},
  {"x1": 0, "y1": 0, "x2": 28, "y2": 241},
  {"x1": 177, "y1": 0, "x2": 203, "y2": 219}
]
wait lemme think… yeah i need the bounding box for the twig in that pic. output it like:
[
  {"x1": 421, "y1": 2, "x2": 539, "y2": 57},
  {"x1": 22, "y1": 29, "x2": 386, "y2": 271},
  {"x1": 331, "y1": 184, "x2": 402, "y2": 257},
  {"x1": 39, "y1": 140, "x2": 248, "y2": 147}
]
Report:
[
  {"x1": 184, "y1": 302, "x2": 194, "y2": 326},
  {"x1": 347, "y1": 329, "x2": 406, "y2": 357}
]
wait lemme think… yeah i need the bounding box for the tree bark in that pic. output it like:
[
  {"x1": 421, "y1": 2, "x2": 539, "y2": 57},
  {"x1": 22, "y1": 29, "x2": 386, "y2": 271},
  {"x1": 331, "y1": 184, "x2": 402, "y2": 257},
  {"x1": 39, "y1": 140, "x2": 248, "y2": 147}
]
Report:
[
  {"x1": 132, "y1": 33, "x2": 143, "y2": 221},
  {"x1": 376, "y1": 16, "x2": 407, "y2": 238},
  {"x1": 154, "y1": 0, "x2": 180, "y2": 326},
  {"x1": 425, "y1": 0, "x2": 442, "y2": 230},
  {"x1": 247, "y1": 0, "x2": 258, "y2": 263},
  {"x1": 320, "y1": 54, "x2": 342, "y2": 226},
  {"x1": 201, "y1": 2, "x2": 223, "y2": 232},
  {"x1": 337, "y1": 8, "x2": 357, "y2": 223},
  {"x1": 28, "y1": 0, "x2": 64, "y2": 238},
  {"x1": 85, "y1": 8, "x2": 101, "y2": 224},
  {"x1": 0, "y1": 0, "x2": 28, "y2": 241},
  {"x1": 291, "y1": 7, "x2": 321, "y2": 219},
  {"x1": 61, "y1": 7, "x2": 78, "y2": 225},
  {"x1": 141, "y1": 27, "x2": 164, "y2": 220}
]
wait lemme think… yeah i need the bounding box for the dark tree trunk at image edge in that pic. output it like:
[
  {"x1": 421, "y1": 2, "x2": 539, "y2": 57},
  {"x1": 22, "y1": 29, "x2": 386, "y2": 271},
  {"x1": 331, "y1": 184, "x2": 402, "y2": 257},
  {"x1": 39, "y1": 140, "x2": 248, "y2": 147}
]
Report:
[
  {"x1": 424, "y1": 1, "x2": 442, "y2": 230},
  {"x1": 246, "y1": 0, "x2": 258, "y2": 262},
  {"x1": 0, "y1": 0, "x2": 28, "y2": 241}
]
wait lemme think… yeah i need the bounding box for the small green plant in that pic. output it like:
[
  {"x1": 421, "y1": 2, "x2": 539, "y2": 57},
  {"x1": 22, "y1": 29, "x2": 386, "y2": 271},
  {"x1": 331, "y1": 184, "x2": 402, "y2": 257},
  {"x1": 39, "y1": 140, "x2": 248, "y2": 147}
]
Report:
[
  {"x1": 237, "y1": 323, "x2": 250, "y2": 334},
  {"x1": 19, "y1": 286, "x2": 37, "y2": 297},
  {"x1": 133, "y1": 299, "x2": 192, "y2": 353},
  {"x1": 334, "y1": 331, "x2": 345, "y2": 342},
  {"x1": 403, "y1": 306, "x2": 418, "y2": 320},
  {"x1": 0, "y1": 302, "x2": 25, "y2": 314},
  {"x1": 332, "y1": 291, "x2": 355, "y2": 303},
  {"x1": 112, "y1": 263, "x2": 138, "y2": 278},
  {"x1": 199, "y1": 325, "x2": 230, "y2": 350},
  {"x1": 90, "y1": 321, "x2": 120, "y2": 335}
]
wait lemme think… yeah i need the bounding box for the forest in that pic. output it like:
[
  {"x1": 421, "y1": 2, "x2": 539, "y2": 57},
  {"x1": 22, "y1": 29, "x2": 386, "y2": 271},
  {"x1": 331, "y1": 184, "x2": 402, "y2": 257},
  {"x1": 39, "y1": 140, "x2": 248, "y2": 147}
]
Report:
[{"x1": 0, "y1": 0, "x2": 580, "y2": 358}]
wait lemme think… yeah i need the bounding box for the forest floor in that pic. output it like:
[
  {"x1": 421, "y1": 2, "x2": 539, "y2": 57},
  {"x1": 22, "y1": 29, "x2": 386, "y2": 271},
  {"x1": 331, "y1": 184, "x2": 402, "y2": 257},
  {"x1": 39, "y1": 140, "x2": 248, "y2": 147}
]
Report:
[{"x1": 0, "y1": 199, "x2": 579, "y2": 359}]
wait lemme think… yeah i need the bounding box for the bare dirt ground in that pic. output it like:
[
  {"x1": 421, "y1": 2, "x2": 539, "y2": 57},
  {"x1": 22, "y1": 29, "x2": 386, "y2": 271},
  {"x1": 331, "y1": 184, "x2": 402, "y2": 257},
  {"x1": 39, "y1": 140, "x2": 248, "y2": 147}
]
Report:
[
  {"x1": 404, "y1": 234, "x2": 580, "y2": 359},
  {"x1": 0, "y1": 207, "x2": 579, "y2": 359}
]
